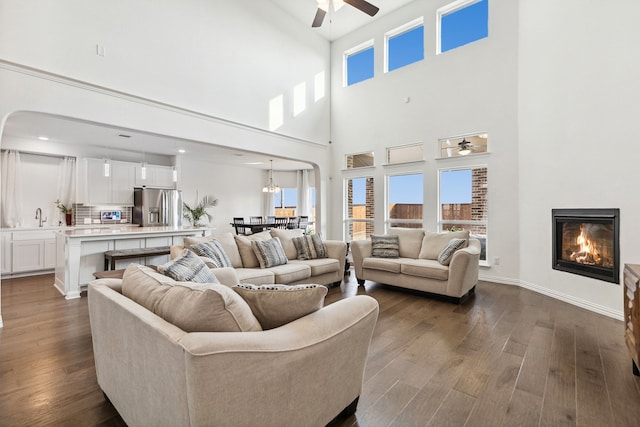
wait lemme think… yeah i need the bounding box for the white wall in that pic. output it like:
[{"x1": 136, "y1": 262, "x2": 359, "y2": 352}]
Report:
[
  {"x1": 329, "y1": 0, "x2": 520, "y2": 281},
  {"x1": 518, "y1": 0, "x2": 640, "y2": 317}
]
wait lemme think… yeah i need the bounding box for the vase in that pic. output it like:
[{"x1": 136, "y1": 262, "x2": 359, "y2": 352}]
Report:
[{"x1": 65, "y1": 213, "x2": 73, "y2": 226}]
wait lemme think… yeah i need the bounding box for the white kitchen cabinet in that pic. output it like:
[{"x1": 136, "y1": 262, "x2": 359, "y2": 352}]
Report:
[
  {"x1": 1, "y1": 232, "x2": 12, "y2": 273},
  {"x1": 81, "y1": 158, "x2": 136, "y2": 206},
  {"x1": 135, "y1": 164, "x2": 176, "y2": 189},
  {"x1": 9, "y1": 230, "x2": 57, "y2": 273}
]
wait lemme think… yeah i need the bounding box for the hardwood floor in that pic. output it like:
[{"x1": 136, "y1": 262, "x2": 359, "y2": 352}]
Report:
[{"x1": 2, "y1": 272, "x2": 640, "y2": 426}]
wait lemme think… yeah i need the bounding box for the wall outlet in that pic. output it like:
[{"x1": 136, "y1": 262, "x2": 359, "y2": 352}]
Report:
[{"x1": 493, "y1": 256, "x2": 500, "y2": 265}]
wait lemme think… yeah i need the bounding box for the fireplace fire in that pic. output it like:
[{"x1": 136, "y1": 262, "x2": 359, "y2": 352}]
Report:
[{"x1": 552, "y1": 208, "x2": 620, "y2": 284}]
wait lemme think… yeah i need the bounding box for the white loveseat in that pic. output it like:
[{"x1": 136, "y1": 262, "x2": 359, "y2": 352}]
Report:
[
  {"x1": 351, "y1": 228, "x2": 480, "y2": 303},
  {"x1": 170, "y1": 228, "x2": 347, "y2": 287}
]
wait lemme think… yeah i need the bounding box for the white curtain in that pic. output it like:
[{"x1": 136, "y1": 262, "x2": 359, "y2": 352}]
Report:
[
  {"x1": 296, "y1": 170, "x2": 311, "y2": 217},
  {"x1": 262, "y1": 190, "x2": 275, "y2": 217},
  {"x1": 56, "y1": 157, "x2": 76, "y2": 222},
  {"x1": 1, "y1": 150, "x2": 24, "y2": 227}
]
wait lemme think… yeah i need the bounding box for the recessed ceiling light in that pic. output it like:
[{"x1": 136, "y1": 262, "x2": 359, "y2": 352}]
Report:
[
  {"x1": 178, "y1": 149, "x2": 186, "y2": 153},
  {"x1": 38, "y1": 136, "x2": 49, "y2": 141},
  {"x1": 245, "y1": 162, "x2": 263, "y2": 165}
]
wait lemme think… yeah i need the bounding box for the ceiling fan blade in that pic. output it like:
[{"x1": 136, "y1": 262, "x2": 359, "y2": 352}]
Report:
[
  {"x1": 312, "y1": 8, "x2": 326, "y2": 27},
  {"x1": 344, "y1": 0, "x2": 379, "y2": 17}
]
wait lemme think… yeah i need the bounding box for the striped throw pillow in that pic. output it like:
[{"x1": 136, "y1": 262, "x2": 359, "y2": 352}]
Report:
[
  {"x1": 371, "y1": 235, "x2": 400, "y2": 258},
  {"x1": 251, "y1": 237, "x2": 288, "y2": 268},
  {"x1": 191, "y1": 240, "x2": 232, "y2": 268},
  {"x1": 437, "y1": 238, "x2": 467, "y2": 265},
  {"x1": 157, "y1": 250, "x2": 219, "y2": 283},
  {"x1": 292, "y1": 234, "x2": 328, "y2": 260}
]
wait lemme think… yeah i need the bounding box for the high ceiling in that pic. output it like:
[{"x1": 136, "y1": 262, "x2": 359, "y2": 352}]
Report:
[{"x1": 269, "y1": 0, "x2": 416, "y2": 40}]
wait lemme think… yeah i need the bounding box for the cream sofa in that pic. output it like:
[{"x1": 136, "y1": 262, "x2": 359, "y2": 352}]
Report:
[
  {"x1": 351, "y1": 228, "x2": 481, "y2": 302},
  {"x1": 88, "y1": 268, "x2": 379, "y2": 427},
  {"x1": 171, "y1": 229, "x2": 346, "y2": 287}
]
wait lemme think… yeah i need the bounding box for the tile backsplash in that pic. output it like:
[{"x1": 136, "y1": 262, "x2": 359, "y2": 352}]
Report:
[{"x1": 73, "y1": 205, "x2": 132, "y2": 225}]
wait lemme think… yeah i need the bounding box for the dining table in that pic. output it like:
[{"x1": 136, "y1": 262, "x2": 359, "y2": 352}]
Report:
[{"x1": 230, "y1": 219, "x2": 314, "y2": 235}]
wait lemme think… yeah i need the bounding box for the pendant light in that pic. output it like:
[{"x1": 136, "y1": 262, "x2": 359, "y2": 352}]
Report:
[{"x1": 262, "y1": 160, "x2": 281, "y2": 193}]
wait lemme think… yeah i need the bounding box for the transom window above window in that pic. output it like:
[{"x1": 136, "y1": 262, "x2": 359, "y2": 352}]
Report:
[
  {"x1": 387, "y1": 143, "x2": 424, "y2": 164},
  {"x1": 437, "y1": 0, "x2": 488, "y2": 54},
  {"x1": 385, "y1": 18, "x2": 424, "y2": 73},
  {"x1": 346, "y1": 152, "x2": 374, "y2": 169},
  {"x1": 438, "y1": 133, "x2": 488, "y2": 158},
  {"x1": 344, "y1": 40, "x2": 374, "y2": 86}
]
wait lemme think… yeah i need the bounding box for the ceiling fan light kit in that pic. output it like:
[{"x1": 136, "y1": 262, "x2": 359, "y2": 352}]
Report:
[
  {"x1": 312, "y1": 0, "x2": 379, "y2": 28},
  {"x1": 458, "y1": 139, "x2": 472, "y2": 156}
]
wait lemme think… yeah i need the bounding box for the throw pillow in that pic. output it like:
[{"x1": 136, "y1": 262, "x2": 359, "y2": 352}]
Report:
[
  {"x1": 418, "y1": 230, "x2": 470, "y2": 260},
  {"x1": 191, "y1": 240, "x2": 233, "y2": 268},
  {"x1": 157, "y1": 249, "x2": 219, "y2": 283},
  {"x1": 269, "y1": 228, "x2": 304, "y2": 260},
  {"x1": 251, "y1": 237, "x2": 288, "y2": 268},
  {"x1": 371, "y1": 234, "x2": 400, "y2": 258},
  {"x1": 233, "y1": 283, "x2": 328, "y2": 329},
  {"x1": 234, "y1": 231, "x2": 272, "y2": 268},
  {"x1": 292, "y1": 234, "x2": 328, "y2": 260},
  {"x1": 438, "y1": 238, "x2": 467, "y2": 265},
  {"x1": 122, "y1": 264, "x2": 262, "y2": 332}
]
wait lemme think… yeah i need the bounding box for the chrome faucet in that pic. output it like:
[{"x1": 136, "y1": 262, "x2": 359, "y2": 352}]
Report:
[{"x1": 35, "y1": 208, "x2": 47, "y2": 227}]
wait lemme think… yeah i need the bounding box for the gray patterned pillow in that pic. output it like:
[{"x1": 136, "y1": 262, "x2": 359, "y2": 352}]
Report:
[
  {"x1": 233, "y1": 283, "x2": 328, "y2": 329},
  {"x1": 157, "y1": 250, "x2": 219, "y2": 283},
  {"x1": 251, "y1": 237, "x2": 288, "y2": 268},
  {"x1": 191, "y1": 240, "x2": 232, "y2": 268},
  {"x1": 292, "y1": 234, "x2": 328, "y2": 260},
  {"x1": 371, "y1": 234, "x2": 400, "y2": 258},
  {"x1": 437, "y1": 238, "x2": 467, "y2": 265}
]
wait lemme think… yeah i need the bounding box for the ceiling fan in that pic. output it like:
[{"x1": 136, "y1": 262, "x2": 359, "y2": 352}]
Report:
[{"x1": 312, "y1": 0, "x2": 380, "y2": 28}]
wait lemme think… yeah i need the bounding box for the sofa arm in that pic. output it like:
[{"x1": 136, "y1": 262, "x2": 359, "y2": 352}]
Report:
[
  {"x1": 324, "y1": 239, "x2": 347, "y2": 276},
  {"x1": 178, "y1": 295, "x2": 379, "y2": 426},
  {"x1": 350, "y1": 240, "x2": 372, "y2": 280},
  {"x1": 447, "y1": 238, "x2": 481, "y2": 296},
  {"x1": 209, "y1": 266, "x2": 240, "y2": 287}
]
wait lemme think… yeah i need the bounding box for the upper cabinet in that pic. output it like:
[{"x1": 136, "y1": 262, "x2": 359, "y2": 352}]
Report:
[{"x1": 134, "y1": 164, "x2": 176, "y2": 189}]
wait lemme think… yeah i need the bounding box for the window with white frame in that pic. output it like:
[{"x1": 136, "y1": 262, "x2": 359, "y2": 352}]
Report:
[
  {"x1": 438, "y1": 166, "x2": 487, "y2": 262},
  {"x1": 344, "y1": 40, "x2": 375, "y2": 86},
  {"x1": 345, "y1": 176, "x2": 374, "y2": 241},
  {"x1": 387, "y1": 143, "x2": 424, "y2": 164},
  {"x1": 385, "y1": 17, "x2": 424, "y2": 73},
  {"x1": 437, "y1": 0, "x2": 488, "y2": 54},
  {"x1": 387, "y1": 172, "x2": 424, "y2": 229}
]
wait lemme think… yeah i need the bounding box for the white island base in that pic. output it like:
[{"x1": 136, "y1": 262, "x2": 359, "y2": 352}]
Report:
[{"x1": 55, "y1": 226, "x2": 207, "y2": 299}]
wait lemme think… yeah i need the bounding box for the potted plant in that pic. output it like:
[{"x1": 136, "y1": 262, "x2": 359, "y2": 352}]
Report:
[
  {"x1": 55, "y1": 199, "x2": 73, "y2": 226},
  {"x1": 183, "y1": 194, "x2": 218, "y2": 227}
]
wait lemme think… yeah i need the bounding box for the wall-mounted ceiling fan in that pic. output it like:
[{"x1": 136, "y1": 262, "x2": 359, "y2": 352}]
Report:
[{"x1": 312, "y1": 0, "x2": 380, "y2": 28}]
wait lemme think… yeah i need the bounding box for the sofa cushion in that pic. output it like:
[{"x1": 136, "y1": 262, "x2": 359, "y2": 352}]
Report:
[
  {"x1": 290, "y1": 258, "x2": 339, "y2": 276},
  {"x1": 235, "y1": 231, "x2": 272, "y2": 268},
  {"x1": 233, "y1": 283, "x2": 327, "y2": 329},
  {"x1": 387, "y1": 228, "x2": 425, "y2": 258},
  {"x1": 235, "y1": 268, "x2": 275, "y2": 285},
  {"x1": 371, "y1": 235, "x2": 400, "y2": 258},
  {"x1": 184, "y1": 232, "x2": 243, "y2": 268},
  {"x1": 122, "y1": 264, "x2": 262, "y2": 332},
  {"x1": 251, "y1": 237, "x2": 288, "y2": 268},
  {"x1": 269, "y1": 228, "x2": 304, "y2": 260},
  {"x1": 190, "y1": 240, "x2": 232, "y2": 268},
  {"x1": 418, "y1": 230, "x2": 470, "y2": 260},
  {"x1": 157, "y1": 250, "x2": 219, "y2": 283},
  {"x1": 268, "y1": 263, "x2": 311, "y2": 284},
  {"x1": 438, "y1": 238, "x2": 467, "y2": 266},
  {"x1": 362, "y1": 257, "x2": 402, "y2": 273},
  {"x1": 292, "y1": 234, "x2": 328, "y2": 260},
  {"x1": 400, "y1": 259, "x2": 449, "y2": 281}
]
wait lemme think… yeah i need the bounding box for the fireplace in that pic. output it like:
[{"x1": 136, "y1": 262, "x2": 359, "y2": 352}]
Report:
[{"x1": 552, "y1": 208, "x2": 620, "y2": 284}]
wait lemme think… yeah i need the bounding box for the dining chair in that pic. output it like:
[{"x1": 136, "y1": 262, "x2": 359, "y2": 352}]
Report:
[
  {"x1": 250, "y1": 216, "x2": 263, "y2": 224},
  {"x1": 233, "y1": 217, "x2": 248, "y2": 235},
  {"x1": 287, "y1": 216, "x2": 300, "y2": 229},
  {"x1": 274, "y1": 217, "x2": 288, "y2": 229}
]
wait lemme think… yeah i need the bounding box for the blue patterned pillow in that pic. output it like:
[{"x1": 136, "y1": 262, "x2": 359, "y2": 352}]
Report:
[
  {"x1": 158, "y1": 250, "x2": 219, "y2": 283},
  {"x1": 251, "y1": 237, "x2": 288, "y2": 268},
  {"x1": 292, "y1": 234, "x2": 328, "y2": 260},
  {"x1": 371, "y1": 235, "x2": 400, "y2": 258},
  {"x1": 437, "y1": 238, "x2": 467, "y2": 266},
  {"x1": 191, "y1": 240, "x2": 232, "y2": 268}
]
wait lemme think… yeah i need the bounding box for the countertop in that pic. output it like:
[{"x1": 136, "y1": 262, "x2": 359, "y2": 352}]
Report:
[
  {"x1": 2, "y1": 223, "x2": 138, "y2": 232},
  {"x1": 59, "y1": 225, "x2": 209, "y2": 238}
]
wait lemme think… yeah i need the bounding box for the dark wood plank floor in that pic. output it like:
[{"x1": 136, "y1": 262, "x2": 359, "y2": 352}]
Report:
[{"x1": 2, "y1": 272, "x2": 640, "y2": 426}]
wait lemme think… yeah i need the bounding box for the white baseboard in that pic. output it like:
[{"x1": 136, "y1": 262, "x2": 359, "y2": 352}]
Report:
[{"x1": 479, "y1": 274, "x2": 624, "y2": 321}]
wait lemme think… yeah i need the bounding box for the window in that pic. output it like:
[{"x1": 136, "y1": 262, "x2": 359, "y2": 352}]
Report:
[
  {"x1": 385, "y1": 18, "x2": 424, "y2": 72},
  {"x1": 274, "y1": 188, "x2": 297, "y2": 216},
  {"x1": 346, "y1": 152, "x2": 374, "y2": 169},
  {"x1": 438, "y1": 0, "x2": 488, "y2": 54},
  {"x1": 344, "y1": 40, "x2": 374, "y2": 86},
  {"x1": 387, "y1": 173, "x2": 423, "y2": 229},
  {"x1": 387, "y1": 143, "x2": 424, "y2": 164},
  {"x1": 438, "y1": 133, "x2": 488, "y2": 158},
  {"x1": 345, "y1": 177, "x2": 374, "y2": 241},
  {"x1": 438, "y1": 166, "x2": 487, "y2": 262}
]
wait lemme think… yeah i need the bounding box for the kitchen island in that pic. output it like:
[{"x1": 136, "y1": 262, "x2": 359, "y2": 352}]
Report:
[{"x1": 54, "y1": 226, "x2": 208, "y2": 299}]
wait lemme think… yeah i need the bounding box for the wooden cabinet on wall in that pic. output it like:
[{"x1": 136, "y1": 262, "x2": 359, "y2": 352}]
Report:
[{"x1": 624, "y1": 264, "x2": 640, "y2": 376}]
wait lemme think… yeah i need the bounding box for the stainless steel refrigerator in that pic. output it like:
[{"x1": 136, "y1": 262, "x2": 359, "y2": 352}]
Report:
[{"x1": 133, "y1": 188, "x2": 183, "y2": 227}]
